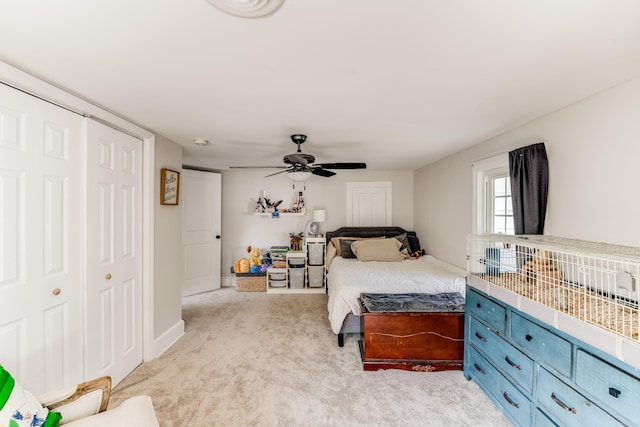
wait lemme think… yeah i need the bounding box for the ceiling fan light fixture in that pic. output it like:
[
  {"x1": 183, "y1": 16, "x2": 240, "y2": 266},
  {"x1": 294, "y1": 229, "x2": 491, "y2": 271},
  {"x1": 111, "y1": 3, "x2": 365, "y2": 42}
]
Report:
[
  {"x1": 287, "y1": 171, "x2": 312, "y2": 181},
  {"x1": 205, "y1": 0, "x2": 285, "y2": 18}
]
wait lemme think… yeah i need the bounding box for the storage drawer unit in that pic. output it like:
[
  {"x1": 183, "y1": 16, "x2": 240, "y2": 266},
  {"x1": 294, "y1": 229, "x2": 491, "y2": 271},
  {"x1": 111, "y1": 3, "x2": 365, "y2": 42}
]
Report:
[
  {"x1": 267, "y1": 268, "x2": 287, "y2": 288},
  {"x1": 464, "y1": 286, "x2": 640, "y2": 427},
  {"x1": 467, "y1": 289, "x2": 507, "y2": 335},
  {"x1": 537, "y1": 367, "x2": 621, "y2": 427},
  {"x1": 469, "y1": 317, "x2": 534, "y2": 393},
  {"x1": 574, "y1": 350, "x2": 640, "y2": 423},
  {"x1": 511, "y1": 313, "x2": 571, "y2": 377},
  {"x1": 467, "y1": 347, "x2": 532, "y2": 423},
  {"x1": 266, "y1": 239, "x2": 326, "y2": 293}
]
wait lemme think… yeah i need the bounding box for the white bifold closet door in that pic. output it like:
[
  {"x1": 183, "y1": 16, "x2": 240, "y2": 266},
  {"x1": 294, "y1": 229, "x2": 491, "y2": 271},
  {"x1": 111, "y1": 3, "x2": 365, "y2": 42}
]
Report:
[
  {"x1": 0, "y1": 83, "x2": 84, "y2": 395},
  {"x1": 84, "y1": 120, "x2": 143, "y2": 387}
]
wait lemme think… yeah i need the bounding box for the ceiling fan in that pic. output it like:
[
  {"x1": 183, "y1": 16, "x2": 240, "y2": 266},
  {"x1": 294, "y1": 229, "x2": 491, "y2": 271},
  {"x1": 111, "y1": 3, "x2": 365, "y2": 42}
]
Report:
[{"x1": 229, "y1": 134, "x2": 366, "y2": 178}]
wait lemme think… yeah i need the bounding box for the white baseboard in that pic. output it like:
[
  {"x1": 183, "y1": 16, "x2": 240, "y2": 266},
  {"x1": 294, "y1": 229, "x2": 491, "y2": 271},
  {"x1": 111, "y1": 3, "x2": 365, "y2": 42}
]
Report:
[
  {"x1": 153, "y1": 319, "x2": 185, "y2": 358},
  {"x1": 221, "y1": 276, "x2": 235, "y2": 287}
]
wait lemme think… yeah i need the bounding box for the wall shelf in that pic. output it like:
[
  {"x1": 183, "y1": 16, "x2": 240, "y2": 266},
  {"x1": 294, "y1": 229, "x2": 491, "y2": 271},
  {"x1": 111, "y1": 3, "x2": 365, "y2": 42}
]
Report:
[{"x1": 254, "y1": 211, "x2": 305, "y2": 216}]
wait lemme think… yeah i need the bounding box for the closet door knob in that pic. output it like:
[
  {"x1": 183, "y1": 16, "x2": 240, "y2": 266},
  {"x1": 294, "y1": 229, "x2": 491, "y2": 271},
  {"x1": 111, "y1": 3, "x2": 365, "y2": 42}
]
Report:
[
  {"x1": 53, "y1": 288, "x2": 61, "y2": 296},
  {"x1": 106, "y1": 273, "x2": 112, "y2": 280}
]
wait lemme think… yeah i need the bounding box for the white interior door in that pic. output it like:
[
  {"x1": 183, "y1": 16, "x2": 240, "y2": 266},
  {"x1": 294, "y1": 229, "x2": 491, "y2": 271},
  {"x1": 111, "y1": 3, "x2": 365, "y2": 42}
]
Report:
[
  {"x1": 85, "y1": 119, "x2": 143, "y2": 387},
  {"x1": 346, "y1": 181, "x2": 392, "y2": 226},
  {"x1": 0, "y1": 83, "x2": 84, "y2": 395},
  {"x1": 181, "y1": 169, "x2": 221, "y2": 296}
]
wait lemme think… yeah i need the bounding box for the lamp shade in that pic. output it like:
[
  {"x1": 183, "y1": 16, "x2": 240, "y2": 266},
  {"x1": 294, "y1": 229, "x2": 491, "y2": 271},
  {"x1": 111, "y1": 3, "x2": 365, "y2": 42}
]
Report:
[
  {"x1": 312, "y1": 209, "x2": 326, "y2": 222},
  {"x1": 287, "y1": 171, "x2": 312, "y2": 181}
]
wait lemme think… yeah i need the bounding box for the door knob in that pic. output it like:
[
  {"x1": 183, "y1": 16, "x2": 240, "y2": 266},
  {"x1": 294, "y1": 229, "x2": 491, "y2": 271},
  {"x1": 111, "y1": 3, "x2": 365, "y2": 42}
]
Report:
[
  {"x1": 216, "y1": 235, "x2": 221, "y2": 239},
  {"x1": 53, "y1": 288, "x2": 61, "y2": 296},
  {"x1": 106, "y1": 273, "x2": 112, "y2": 280}
]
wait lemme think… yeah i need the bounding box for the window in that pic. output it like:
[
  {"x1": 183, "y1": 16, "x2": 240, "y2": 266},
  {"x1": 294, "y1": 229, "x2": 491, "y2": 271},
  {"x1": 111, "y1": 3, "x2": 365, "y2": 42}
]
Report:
[
  {"x1": 472, "y1": 154, "x2": 514, "y2": 235},
  {"x1": 487, "y1": 173, "x2": 514, "y2": 235}
]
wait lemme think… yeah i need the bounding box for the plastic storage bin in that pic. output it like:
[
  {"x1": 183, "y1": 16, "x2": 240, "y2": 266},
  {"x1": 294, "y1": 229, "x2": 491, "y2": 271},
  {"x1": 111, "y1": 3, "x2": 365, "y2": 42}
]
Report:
[
  {"x1": 288, "y1": 268, "x2": 305, "y2": 289},
  {"x1": 308, "y1": 265, "x2": 324, "y2": 288},
  {"x1": 308, "y1": 243, "x2": 324, "y2": 266}
]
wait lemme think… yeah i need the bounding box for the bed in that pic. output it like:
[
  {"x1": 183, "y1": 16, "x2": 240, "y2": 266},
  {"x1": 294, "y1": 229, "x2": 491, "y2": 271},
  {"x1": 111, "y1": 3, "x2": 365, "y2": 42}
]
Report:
[{"x1": 325, "y1": 227, "x2": 467, "y2": 347}]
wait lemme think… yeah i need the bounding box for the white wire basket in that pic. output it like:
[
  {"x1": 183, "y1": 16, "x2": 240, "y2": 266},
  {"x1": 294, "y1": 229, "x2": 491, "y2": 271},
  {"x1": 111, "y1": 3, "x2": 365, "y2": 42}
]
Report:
[{"x1": 467, "y1": 234, "x2": 640, "y2": 343}]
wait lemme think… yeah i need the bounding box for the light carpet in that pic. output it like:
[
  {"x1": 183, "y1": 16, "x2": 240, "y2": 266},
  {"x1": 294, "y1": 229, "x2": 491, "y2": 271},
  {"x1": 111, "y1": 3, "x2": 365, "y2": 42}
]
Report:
[{"x1": 110, "y1": 287, "x2": 511, "y2": 426}]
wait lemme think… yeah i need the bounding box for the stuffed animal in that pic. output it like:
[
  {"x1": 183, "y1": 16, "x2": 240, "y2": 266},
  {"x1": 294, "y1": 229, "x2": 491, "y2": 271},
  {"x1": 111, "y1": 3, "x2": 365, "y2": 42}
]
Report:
[
  {"x1": 247, "y1": 246, "x2": 261, "y2": 267},
  {"x1": 410, "y1": 249, "x2": 426, "y2": 259},
  {"x1": 234, "y1": 257, "x2": 250, "y2": 273}
]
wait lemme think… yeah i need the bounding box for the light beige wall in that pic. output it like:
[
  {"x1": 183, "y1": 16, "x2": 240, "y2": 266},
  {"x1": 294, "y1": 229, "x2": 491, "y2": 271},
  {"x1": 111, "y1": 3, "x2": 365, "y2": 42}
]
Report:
[
  {"x1": 154, "y1": 135, "x2": 183, "y2": 338},
  {"x1": 414, "y1": 75, "x2": 640, "y2": 268},
  {"x1": 221, "y1": 169, "x2": 413, "y2": 281}
]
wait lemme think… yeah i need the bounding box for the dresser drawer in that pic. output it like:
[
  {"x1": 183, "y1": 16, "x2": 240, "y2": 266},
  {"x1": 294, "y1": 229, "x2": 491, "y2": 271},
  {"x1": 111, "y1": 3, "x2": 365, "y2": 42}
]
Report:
[
  {"x1": 534, "y1": 408, "x2": 558, "y2": 426},
  {"x1": 538, "y1": 368, "x2": 622, "y2": 427},
  {"x1": 510, "y1": 313, "x2": 572, "y2": 377},
  {"x1": 468, "y1": 347, "x2": 532, "y2": 425},
  {"x1": 469, "y1": 317, "x2": 534, "y2": 393},
  {"x1": 575, "y1": 349, "x2": 640, "y2": 426},
  {"x1": 467, "y1": 290, "x2": 506, "y2": 334}
]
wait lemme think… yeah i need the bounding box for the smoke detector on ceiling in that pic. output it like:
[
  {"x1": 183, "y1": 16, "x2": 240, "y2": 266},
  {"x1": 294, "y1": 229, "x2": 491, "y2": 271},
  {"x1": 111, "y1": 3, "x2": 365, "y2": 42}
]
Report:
[
  {"x1": 193, "y1": 138, "x2": 209, "y2": 146},
  {"x1": 205, "y1": 0, "x2": 285, "y2": 18}
]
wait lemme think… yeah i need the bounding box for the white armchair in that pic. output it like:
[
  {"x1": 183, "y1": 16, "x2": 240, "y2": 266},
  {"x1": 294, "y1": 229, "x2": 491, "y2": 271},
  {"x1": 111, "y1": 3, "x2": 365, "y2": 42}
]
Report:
[{"x1": 38, "y1": 376, "x2": 159, "y2": 427}]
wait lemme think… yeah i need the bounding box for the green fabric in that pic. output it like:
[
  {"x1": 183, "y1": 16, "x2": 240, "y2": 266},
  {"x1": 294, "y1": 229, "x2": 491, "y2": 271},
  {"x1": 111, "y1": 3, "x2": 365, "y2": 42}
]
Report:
[
  {"x1": 44, "y1": 410, "x2": 62, "y2": 427},
  {"x1": 0, "y1": 365, "x2": 16, "y2": 410},
  {"x1": 0, "y1": 364, "x2": 62, "y2": 427}
]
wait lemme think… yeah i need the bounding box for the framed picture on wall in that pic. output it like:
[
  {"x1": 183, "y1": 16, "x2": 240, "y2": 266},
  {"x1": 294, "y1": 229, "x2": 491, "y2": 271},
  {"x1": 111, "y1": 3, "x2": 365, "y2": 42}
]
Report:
[{"x1": 161, "y1": 168, "x2": 180, "y2": 205}]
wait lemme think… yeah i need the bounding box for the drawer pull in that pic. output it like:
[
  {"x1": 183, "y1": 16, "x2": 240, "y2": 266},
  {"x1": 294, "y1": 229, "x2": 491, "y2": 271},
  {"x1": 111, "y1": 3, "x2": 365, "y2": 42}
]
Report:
[
  {"x1": 525, "y1": 334, "x2": 533, "y2": 341},
  {"x1": 608, "y1": 387, "x2": 621, "y2": 398},
  {"x1": 474, "y1": 332, "x2": 487, "y2": 342},
  {"x1": 473, "y1": 363, "x2": 486, "y2": 375},
  {"x1": 502, "y1": 392, "x2": 519, "y2": 408},
  {"x1": 551, "y1": 393, "x2": 577, "y2": 414},
  {"x1": 504, "y1": 356, "x2": 521, "y2": 370}
]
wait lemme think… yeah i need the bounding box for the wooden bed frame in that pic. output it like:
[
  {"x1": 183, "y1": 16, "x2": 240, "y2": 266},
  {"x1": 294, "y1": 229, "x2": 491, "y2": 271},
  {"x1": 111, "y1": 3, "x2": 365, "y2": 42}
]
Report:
[{"x1": 325, "y1": 226, "x2": 422, "y2": 347}]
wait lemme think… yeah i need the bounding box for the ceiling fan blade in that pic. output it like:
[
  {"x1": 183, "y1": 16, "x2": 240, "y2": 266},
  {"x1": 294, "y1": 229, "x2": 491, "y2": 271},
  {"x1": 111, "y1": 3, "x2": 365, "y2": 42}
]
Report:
[
  {"x1": 229, "y1": 166, "x2": 288, "y2": 169},
  {"x1": 264, "y1": 169, "x2": 291, "y2": 178},
  {"x1": 310, "y1": 168, "x2": 336, "y2": 177},
  {"x1": 314, "y1": 162, "x2": 367, "y2": 169}
]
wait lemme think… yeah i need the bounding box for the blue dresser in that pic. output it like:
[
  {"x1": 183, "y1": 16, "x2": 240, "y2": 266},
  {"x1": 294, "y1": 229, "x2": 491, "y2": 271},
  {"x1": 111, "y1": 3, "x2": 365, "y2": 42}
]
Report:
[{"x1": 464, "y1": 286, "x2": 640, "y2": 426}]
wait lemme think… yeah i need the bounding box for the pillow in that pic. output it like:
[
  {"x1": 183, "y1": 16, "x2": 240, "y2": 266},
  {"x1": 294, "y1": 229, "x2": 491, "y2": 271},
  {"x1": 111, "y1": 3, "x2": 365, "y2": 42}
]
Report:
[
  {"x1": 330, "y1": 236, "x2": 384, "y2": 257},
  {"x1": 0, "y1": 365, "x2": 62, "y2": 427},
  {"x1": 407, "y1": 235, "x2": 421, "y2": 254},
  {"x1": 391, "y1": 233, "x2": 409, "y2": 252},
  {"x1": 325, "y1": 242, "x2": 337, "y2": 269},
  {"x1": 339, "y1": 239, "x2": 358, "y2": 259},
  {"x1": 351, "y1": 238, "x2": 404, "y2": 262}
]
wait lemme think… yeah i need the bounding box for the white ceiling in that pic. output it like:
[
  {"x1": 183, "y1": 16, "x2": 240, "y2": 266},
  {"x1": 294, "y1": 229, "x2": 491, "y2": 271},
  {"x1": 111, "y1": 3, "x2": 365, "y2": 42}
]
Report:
[{"x1": 2, "y1": 0, "x2": 640, "y2": 171}]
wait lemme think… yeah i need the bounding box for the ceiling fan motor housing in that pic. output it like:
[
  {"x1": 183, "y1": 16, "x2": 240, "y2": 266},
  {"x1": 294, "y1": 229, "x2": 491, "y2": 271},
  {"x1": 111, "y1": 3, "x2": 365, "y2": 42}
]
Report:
[{"x1": 291, "y1": 134, "x2": 307, "y2": 144}]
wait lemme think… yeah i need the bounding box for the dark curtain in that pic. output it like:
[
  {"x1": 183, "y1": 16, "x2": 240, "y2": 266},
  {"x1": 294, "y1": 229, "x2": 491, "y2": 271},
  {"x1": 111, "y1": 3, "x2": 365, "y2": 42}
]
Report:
[{"x1": 509, "y1": 142, "x2": 548, "y2": 235}]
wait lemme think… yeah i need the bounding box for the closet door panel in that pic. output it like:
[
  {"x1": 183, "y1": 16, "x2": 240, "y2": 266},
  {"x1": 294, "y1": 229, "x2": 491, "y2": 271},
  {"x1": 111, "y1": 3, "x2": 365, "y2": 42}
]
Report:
[
  {"x1": 85, "y1": 119, "x2": 142, "y2": 388},
  {"x1": 0, "y1": 83, "x2": 84, "y2": 395}
]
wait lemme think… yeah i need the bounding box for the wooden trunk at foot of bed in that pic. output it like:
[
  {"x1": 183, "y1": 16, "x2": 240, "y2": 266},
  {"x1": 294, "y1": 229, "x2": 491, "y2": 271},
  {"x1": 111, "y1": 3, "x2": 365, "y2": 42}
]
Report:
[{"x1": 360, "y1": 309, "x2": 464, "y2": 372}]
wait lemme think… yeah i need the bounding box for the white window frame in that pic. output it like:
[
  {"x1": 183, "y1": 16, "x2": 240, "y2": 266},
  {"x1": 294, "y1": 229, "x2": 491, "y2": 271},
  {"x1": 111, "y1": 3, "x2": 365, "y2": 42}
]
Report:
[{"x1": 471, "y1": 153, "x2": 511, "y2": 235}]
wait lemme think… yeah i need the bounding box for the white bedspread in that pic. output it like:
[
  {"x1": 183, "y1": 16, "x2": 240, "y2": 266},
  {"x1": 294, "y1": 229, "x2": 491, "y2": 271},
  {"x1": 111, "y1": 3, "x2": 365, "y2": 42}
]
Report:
[{"x1": 326, "y1": 255, "x2": 466, "y2": 334}]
